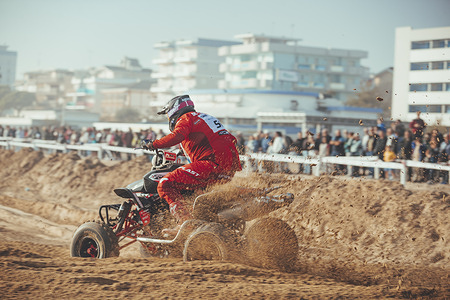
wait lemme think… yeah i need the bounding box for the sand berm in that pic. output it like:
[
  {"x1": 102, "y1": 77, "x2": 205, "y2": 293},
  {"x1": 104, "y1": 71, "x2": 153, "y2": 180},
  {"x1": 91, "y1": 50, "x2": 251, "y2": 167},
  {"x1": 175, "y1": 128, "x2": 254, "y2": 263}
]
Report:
[{"x1": 0, "y1": 148, "x2": 448, "y2": 299}]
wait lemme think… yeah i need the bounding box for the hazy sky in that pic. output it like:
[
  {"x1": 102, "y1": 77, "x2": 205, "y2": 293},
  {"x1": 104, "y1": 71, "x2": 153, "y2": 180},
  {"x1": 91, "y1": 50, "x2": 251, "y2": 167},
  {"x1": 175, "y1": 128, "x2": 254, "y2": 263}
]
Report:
[{"x1": 1, "y1": 0, "x2": 449, "y2": 78}]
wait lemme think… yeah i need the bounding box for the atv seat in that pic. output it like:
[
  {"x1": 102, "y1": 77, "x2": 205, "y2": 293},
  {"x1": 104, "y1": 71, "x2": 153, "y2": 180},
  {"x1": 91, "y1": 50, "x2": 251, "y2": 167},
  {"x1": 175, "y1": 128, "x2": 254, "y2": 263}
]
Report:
[
  {"x1": 125, "y1": 179, "x2": 146, "y2": 193},
  {"x1": 114, "y1": 188, "x2": 136, "y2": 199}
]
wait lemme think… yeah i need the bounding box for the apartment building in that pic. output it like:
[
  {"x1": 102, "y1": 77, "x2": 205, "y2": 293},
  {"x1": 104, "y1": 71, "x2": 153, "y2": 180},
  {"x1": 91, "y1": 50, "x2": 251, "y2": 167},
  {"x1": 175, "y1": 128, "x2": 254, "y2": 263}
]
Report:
[
  {"x1": 150, "y1": 38, "x2": 240, "y2": 102},
  {"x1": 69, "y1": 57, "x2": 153, "y2": 112},
  {"x1": 16, "y1": 69, "x2": 74, "y2": 107},
  {"x1": 0, "y1": 45, "x2": 17, "y2": 88},
  {"x1": 392, "y1": 26, "x2": 450, "y2": 127},
  {"x1": 218, "y1": 34, "x2": 369, "y2": 102},
  {"x1": 100, "y1": 80, "x2": 153, "y2": 119}
]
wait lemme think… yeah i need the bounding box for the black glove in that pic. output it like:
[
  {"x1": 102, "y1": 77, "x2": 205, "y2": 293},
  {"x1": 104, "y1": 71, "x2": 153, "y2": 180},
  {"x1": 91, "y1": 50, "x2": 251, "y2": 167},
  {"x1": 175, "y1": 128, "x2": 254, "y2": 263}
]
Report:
[{"x1": 141, "y1": 139, "x2": 155, "y2": 151}]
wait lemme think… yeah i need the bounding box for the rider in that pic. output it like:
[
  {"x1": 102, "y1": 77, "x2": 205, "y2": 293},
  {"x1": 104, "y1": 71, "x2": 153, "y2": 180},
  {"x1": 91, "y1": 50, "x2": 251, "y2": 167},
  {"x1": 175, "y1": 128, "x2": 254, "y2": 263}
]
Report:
[{"x1": 144, "y1": 95, "x2": 241, "y2": 235}]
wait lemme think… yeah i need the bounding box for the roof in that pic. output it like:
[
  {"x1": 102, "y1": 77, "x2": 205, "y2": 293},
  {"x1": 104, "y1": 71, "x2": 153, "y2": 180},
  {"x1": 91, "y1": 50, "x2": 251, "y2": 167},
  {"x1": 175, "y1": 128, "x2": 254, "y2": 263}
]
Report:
[
  {"x1": 128, "y1": 80, "x2": 152, "y2": 90},
  {"x1": 234, "y1": 33, "x2": 302, "y2": 44},
  {"x1": 327, "y1": 106, "x2": 383, "y2": 113},
  {"x1": 188, "y1": 89, "x2": 320, "y2": 98}
]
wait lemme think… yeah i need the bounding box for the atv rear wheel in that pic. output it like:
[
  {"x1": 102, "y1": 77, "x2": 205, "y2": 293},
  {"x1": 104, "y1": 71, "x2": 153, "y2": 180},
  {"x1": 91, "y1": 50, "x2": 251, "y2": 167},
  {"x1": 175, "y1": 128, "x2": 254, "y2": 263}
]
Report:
[
  {"x1": 70, "y1": 221, "x2": 119, "y2": 258},
  {"x1": 244, "y1": 217, "x2": 298, "y2": 271},
  {"x1": 183, "y1": 223, "x2": 234, "y2": 262}
]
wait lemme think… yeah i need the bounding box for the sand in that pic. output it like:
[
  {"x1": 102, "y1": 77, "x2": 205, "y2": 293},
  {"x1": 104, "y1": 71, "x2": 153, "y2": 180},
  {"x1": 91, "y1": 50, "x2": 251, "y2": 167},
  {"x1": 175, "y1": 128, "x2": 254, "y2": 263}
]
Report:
[{"x1": 0, "y1": 148, "x2": 448, "y2": 299}]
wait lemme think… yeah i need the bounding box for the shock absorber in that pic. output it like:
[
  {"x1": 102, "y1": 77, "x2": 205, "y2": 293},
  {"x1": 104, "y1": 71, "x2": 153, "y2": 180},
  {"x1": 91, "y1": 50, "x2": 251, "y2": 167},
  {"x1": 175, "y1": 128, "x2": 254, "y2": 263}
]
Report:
[{"x1": 115, "y1": 201, "x2": 132, "y2": 233}]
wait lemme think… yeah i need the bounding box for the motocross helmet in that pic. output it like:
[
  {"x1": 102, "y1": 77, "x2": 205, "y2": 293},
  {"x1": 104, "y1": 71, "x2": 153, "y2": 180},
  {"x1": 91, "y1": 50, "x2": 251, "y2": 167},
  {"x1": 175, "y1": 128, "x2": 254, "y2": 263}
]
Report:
[{"x1": 157, "y1": 95, "x2": 195, "y2": 132}]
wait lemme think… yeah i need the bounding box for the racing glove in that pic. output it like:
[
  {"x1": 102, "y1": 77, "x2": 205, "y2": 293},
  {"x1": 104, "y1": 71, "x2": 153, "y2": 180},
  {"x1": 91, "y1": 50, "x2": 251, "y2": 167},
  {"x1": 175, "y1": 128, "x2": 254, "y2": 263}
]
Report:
[{"x1": 141, "y1": 139, "x2": 155, "y2": 151}]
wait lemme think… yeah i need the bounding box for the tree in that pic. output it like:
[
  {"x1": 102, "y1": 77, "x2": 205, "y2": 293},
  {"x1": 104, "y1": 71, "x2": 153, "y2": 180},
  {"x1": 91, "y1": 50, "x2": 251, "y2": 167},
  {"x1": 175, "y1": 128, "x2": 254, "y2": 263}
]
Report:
[
  {"x1": 114, "y1": 107, "x2": 141, "y2": 123},
  {"x1": 0, "y1": 90, "x2": 36, "y2": 116}
]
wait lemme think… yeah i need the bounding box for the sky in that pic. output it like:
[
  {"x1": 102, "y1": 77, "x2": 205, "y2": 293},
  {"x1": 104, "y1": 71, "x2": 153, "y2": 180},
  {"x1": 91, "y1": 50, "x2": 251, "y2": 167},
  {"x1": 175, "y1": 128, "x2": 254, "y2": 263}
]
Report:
[{"x1": 1, "y1": 0, "x2": 449, "y2": 78}]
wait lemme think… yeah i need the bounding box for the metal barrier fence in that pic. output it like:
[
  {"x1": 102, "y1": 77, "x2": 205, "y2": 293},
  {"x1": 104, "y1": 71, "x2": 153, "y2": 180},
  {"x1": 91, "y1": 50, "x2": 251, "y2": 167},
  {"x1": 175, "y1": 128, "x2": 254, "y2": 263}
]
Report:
[{"x1": 1, "y1": 137, "x2": 449, "y2": 186}]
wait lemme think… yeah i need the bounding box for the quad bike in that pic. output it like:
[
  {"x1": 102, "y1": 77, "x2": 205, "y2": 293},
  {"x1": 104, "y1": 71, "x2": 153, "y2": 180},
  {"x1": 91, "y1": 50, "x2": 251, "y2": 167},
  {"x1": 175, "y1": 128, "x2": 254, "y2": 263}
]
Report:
[{"x1": 70, "y1": 148, "x2": 299, "y2": 270}]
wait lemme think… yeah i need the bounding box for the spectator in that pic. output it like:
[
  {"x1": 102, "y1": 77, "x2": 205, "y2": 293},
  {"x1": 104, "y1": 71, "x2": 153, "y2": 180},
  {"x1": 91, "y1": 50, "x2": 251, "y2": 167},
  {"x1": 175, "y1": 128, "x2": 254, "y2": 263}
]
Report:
[
  {"x1": 302, "y1": 133, "x2": 316, "y2": 174},
  {"x1": 156, "y1": 129, "x2": 165, "y2": 139},
  {"x1": 373, "y1": 129, "x2": 387, "y2": 178},
  {"x1": 330, "y1": 129, "x2": 345, "y2": 157},
  {"x1": 425, "y1": 138, "x2": 440, "y2": 184},
  {"x1": 385, "y1": 128, "x2": 398, "y2": 153},
  {"x1": 431, "y1": 128, "x2": 444, "y2": 146},
  {"x1": 344, "y1": 131, "x2": 354, "y2": 157},
  {"x1": 440, "y1": 134, "x2": 450, "y2": 184},
  {"x1": 290, "y1": 131, "x2": 305, "y2": 155},
  {"x1": 373, "y1": 129, "x2": 387, "y2": 160},
  {"x1": 268, "y1": 131, "x2": 285, "y2": 154},
  {"x1": 245, "y1": 134, "x2": 259, "y2": 153},
  {"x1": 409, "y1": 111, "x2": 426, "y2": 138},
  {"x1": 235, "y1": 132, "x2": 246, "y2": 155},
  {"x1": 260, "y1": 131, "x2": 272, "y2": 153},
  {"x1": 377, "y1": 118, "x2": 386, "y2": 133},
  {"x1": 383, "y1": 145, "x2": 397, "y2": 180},
  {"x1": 411, "y1": 136, "x2": 427, "y2": 182},
  {"x1": 393, "y1": 119, "x2": 406, "y2": 138},
  {"x1": 329, "y1": 129, "x2": 346, "y2": 174},
  {"x1": 350, "y1": 133, "x2": 363, "y2": 176},
  {"x1": 397, "y1": 130, "x2": 413, "y2": 180}
]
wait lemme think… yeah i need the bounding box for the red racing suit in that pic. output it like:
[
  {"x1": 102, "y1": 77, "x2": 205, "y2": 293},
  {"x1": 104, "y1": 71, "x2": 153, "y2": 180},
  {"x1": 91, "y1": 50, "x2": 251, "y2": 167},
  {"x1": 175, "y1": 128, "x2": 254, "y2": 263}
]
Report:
[{"x1": 152, "y1": 111, "x2": 241, "y2": 219}]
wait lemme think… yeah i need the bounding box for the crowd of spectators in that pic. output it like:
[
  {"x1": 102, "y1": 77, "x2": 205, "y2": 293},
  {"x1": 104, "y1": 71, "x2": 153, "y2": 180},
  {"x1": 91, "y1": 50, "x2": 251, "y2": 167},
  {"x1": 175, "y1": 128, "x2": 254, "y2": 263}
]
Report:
[
  {"x1": 0, "y1": 125, "x2": 166, "y2": 149},
  {"x1": 237, "y1": 112, "x2": 449, "y2": 184},
  {"x1": 1, "y1": 111, "x2": 449, "y2": 184}
]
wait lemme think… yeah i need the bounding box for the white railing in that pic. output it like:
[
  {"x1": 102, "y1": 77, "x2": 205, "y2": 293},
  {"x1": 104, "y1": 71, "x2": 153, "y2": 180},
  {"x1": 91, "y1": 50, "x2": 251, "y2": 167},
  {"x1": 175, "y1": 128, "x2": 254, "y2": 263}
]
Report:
[{"x1": 1, "y1": 137, "x2": 449, "y2": 186}]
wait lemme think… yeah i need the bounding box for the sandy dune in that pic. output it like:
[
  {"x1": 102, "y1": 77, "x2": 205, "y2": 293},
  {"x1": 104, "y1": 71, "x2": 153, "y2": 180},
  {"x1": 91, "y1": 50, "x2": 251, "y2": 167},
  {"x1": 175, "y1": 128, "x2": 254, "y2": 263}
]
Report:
[{"x1": 0, "y1": 148, "x2": 448, "y2": 299}]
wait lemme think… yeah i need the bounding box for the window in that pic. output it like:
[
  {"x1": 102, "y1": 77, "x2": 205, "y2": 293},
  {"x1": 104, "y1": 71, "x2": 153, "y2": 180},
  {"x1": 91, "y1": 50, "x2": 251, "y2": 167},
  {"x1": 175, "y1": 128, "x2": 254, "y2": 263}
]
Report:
[
  {"x1": 242, "y1": 71, "x2": 256, "y2": 79},
  {"x1": 411, "y1": 41, "x2": 430, "y2": 49},
  {"x1": 410, "y1": 62, "x2": 428, "y2": 70},
  {"x1": 430, "y1": 83, "x2": 443, "y2": 91},
  {"x1": 431, "y1": 61, "x2": 444, "y2": 70},
  {"x1": 409, "y1": 105, "x2": 442, "y2": 113},
  {"x1": 409, "y1": 84, "x2": 427, "y2": 92},
  {"x1": 315, "y1": 65, "x2": 326, "y2": 71},
  {"x1": 432, "y1": 40, "x2": 446, "y2": 48},
  {"x1": 298, "y1": 64, "x2": 310, "y2": 70},
  {"x1": 446, "y1": 105, "x2": 450, "y2": 113}
]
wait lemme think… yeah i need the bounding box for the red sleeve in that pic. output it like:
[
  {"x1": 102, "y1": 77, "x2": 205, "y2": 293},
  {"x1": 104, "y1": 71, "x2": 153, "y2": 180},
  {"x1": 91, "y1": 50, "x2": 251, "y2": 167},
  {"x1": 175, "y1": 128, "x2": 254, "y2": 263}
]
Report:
[{"x1": 152, "y1": 115, "x2": 191, "y2": 149}]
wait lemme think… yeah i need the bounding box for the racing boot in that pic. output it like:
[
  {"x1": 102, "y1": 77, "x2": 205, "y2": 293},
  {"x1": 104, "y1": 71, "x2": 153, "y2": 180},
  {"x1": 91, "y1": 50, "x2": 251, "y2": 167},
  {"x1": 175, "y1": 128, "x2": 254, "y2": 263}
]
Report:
[{"x1": 162, "y1": 202, "x2": 192, "y2": 237}]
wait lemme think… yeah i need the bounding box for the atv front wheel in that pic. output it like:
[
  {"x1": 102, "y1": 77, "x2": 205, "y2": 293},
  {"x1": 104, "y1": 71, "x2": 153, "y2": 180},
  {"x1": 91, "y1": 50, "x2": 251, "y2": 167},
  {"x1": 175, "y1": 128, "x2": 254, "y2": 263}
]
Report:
[
  {"x1": 183, "y1": 223, "x2": 235, "y2": 262},
  {"x1": 70, "y1": 221, "x2": 119, "y2": 258}
]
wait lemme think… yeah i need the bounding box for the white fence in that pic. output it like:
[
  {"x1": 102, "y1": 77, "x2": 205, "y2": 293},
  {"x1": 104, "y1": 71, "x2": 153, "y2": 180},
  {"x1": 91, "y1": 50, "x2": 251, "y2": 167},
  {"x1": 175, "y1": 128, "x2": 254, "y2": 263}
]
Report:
[{"x1": 1, "y1": 137, "x2": 449, "y2": 186}]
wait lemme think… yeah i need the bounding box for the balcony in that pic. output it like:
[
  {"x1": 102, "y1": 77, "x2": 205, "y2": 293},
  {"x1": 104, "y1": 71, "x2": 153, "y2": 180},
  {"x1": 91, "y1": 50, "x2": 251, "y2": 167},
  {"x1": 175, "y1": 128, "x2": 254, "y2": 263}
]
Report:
[
  {"x1": 152, "y1": 57, "x2": 173, "y2": 65},
  {"x1": 230, "y1": 61, "x2": 259, "y2": 71},
  {"x1": 219, "y1": 63, "x2": 228, "y2": 72},
  {"x1": 329, "y1": 82, "x2": 346, "y2": 90},
  {"x1": 173, "y1": 70, "x2": 196, "y2": 78},
  {"x1": 330, "y1": 65, "x2": 344, "y2": 72},
  {"x1": 150, "y1": 86, "x2": 172, "y2": 93},
  {"x1": 260, "y1": 61, "x2": 273, "y2": 69},
  {"x1": 230, "y1": 78, "x2": 258, "y2": 88},
  {"x1": 151, "y1": 72, "x2": 173, "y2": 79},
  {"x1": 173, "y1": 56, "x2": 196, "y2": 63}
]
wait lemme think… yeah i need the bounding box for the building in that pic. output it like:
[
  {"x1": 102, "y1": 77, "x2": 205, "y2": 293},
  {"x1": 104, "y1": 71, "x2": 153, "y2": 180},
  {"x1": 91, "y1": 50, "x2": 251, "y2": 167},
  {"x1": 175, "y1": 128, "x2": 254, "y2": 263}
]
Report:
[
  {"x1": 392, "y1": 26, "x2": 450, "y2": 127},
  {"x1": 218, "y1": 34, "x2": 369, "y2": 102},
  {"x1": 100, "y1": 80, "x2": 153, "y2": 119},
  {"x1": 69, "y1": 57, "x2": 153, "y2": 113},
  {"x1": 0, "y1": 45, "x2": 17, "y2": 88},
  {"x1": 16, "y1": 69, "x2": 74, "y2": 107},
  {"x1": 189, "y1": 90, "x2": 381, "y2": 136},
  {"x1": 150, "y1": 38, "x2": 240, "y2": 102}
]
